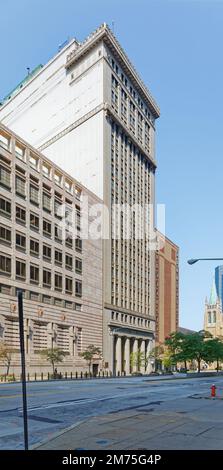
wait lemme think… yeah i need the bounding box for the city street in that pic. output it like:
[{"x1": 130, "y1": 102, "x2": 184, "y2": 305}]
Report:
[{"x1": 0, "y1": 375, "x2": 223, "y2": 449}]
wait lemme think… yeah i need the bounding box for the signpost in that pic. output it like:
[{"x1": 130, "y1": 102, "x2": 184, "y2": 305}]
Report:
[{"x1": 18, "y1": 290, "x2": 29, "y2": 450}]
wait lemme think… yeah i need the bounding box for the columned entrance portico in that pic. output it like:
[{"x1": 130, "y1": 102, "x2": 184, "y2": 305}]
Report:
[{"x1": 111, "y1": 327, "x2": 154, "y2": 376}]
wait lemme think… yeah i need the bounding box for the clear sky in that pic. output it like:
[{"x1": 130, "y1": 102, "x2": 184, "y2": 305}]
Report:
[{"x1": 1, "y1": 0, "x2": 223, "y2": 331}]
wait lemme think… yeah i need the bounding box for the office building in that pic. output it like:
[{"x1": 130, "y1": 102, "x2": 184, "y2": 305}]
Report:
[
  {"x1": 155, "y1": 234, "x2": 179, "y2": 344},
  {"x1": 0, "y1": 123, "x2": 103, "y2": 375},
  {"x1": 0, "y1": 24, "x2": 160, "y2": 373}
]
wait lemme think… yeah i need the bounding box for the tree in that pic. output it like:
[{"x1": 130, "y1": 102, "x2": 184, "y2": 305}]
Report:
[
  {"x1": 166, "y1": 331, "x2": 212, "y2": 373},
  {"x1": 203, "y1": 338, "x2": 223, "y2": 372},
  {"x1": 130, "y1": 350, "x2": 150, "y2": 372},
  {"x1": 80, "y1": 345, "x2": 102, "y2": 374},
  {"x1": 149, "y1": 345, "x2": 165, "y2": 371},
  {"x1": 0, "y1": 341, "x2": 13, "y2": 375},
  {"x1": 40, "y1": 348, "x2": 66, "y2": 374}
]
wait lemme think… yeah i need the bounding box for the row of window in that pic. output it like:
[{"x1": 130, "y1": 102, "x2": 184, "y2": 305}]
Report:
[
  {"x1": 0, "y1": 131, "x2": 82, "y2": 198},
  {"x1": 0, "y1": 255, "x2": 82, "y2": 296},
  {"x1": 111, "y1": 310, "x2": 150, "y2": 329},
  {"x1": 0, "y1": 283, "x2": 82, "y2": 311},
  {"x1": 0, "y1": 197, "x2": 82, "y2": 251},
  {"x1": 110, "y1": 59, "x2": 154, "y2": 123},
  {"x1": 0, "y1": 224, "x2": 82, "y2": 272}
]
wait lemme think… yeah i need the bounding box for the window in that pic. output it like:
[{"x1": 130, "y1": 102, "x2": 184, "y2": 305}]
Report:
[
  {"x1": 0, "y1": 255, "x2": 11, "y2": 275},
  {"x1": 16, "y1": 260, "x2": 26, "y2": 280},
  {"x1": 30, "y1": 184, "x2": 39, "y2": 205},
  {"x1": 75, "y1": 258, "x2": 82, "y2": 274},
  {"x1": 29, "y1": 154, "x2": 39, "y2": 169},
  {"x1": 0, "y1": 225, "x2": 11, "y2": 244},
  {"x1": 54, "y1": 199, "x2": 62, "y2": 218},
  {"x1": 74, "y1": 303, "x2": 82, "y2": 311},
  {"x1": 65, "y1": 231, "x2": 73, "y2": 247},
  {"x1": 30, "y1": 213, "x2": 39, "y2": 231},
  {"x1": 30, "y1": 239, "x2": 39, "y2": 256},
  {"x1": 65, "y1": 301, "x2": 73, "y2": 309},
  {"x1": 42, "y1": 163, "x2": 51, "y2": 178},
  {"x1": 213, "y1": 311, "x2": 216, "y2": 323},
  {"x1": 55, "y1": 224, "x2": 62, "y2": 242},
  {"x1": 43, "y1": 244, "x2": 51, "y2": 261},
  {"x1": 43, "y1": 192, "x2": 51, "y2": 212},
  {"x1": 16, "y1": 232, "x2": 26, "y2": 251},
  {"x1": 65, "y1": 254, "x2": 73, "y2": 270},
  {"x1": 54, "y1": 172, "x2": 62, "y2": 186},
  {"x1": 0, "y1": 284, "x2": 11, "y2": 295},
  {"x1": 15, "y1": 143, "x2": 25, "y2": 161},
  {"x1": 208, "y1": 312, "x2": 212, "y2": 323},
  {"x1": 0, "y1": 132, "x2": 10, "y2": 150},
  {"x1": 0, "y1": 197, "x2": 11, "y2": 218},
  {"x1": 30, "y1": 265, "x2": 39, "y2": 284},
  {"x1": 75, "y1": 280, "x2": 82, "y2": 297},
  {"x1": 43, "y1": 269, "x2": 51, "y2": 287},
  {"x1": 16, "y1": 205, "x2": 26, "y2": 224},
  {"x1": 30, "y1": 291, "x2": 39, "y2": 301},
  {"x1": 55, "y1": 273, "x2": 63, "y2": 291},
  {"x1": 43, "y1": 220, "x2": 51, "y2": 237},
  {"x1": 15, "y1": 175, "x2": 26, "y2": 197},
  {"x1": 55, "y1": 249, "x2": 62, "y2": 265},
  {"x1": 66, "y1": 277, "x2": 73, "y2": 294},
  {"x1": 75, "y1": 238, "x2": 82, "y2": 252},
  {"x1": 65, "y1": 180, "x2": 72, "y2": 193},
  {"x1": 43, "y1": 295, "x2": 51, "y2": 304},
  {"x1": 0, "y1": 165, "x2": 11, "y2": 189}
]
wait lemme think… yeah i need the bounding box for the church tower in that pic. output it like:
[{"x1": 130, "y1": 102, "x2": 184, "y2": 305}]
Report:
[{"x1": 204, "y1": 278, "x2": 223, "y2": 338}]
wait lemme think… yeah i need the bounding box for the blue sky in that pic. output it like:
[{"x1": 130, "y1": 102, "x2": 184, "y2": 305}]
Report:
[{"x1": 1, "y1": 0, "x2": 223, "y2": 330}]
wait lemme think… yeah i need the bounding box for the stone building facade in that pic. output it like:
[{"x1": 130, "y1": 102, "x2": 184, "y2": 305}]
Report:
[
  {"x1": 0, "y1": 124, "x2": 103, "y2": 375},
  {"x1": 155, "y1": 233, "x2": 179, "y2": 345}
]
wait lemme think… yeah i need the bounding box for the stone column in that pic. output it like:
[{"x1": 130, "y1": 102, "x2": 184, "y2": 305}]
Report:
[
  {"x1": 116, "y1": 336, "x2": 122, "y2": 376},
  {"x1": 145, "y1": 340, "x2": 152, "y2": 373},
  {"x1": 140, "y1": 340, "x2": 146, "y2": 374},
  {"x1": 132, "y1": 338, "x2": 138, "y2": 372},
  {"x1": 124, "y1": 337, "x2": 130, "y2": 375}
]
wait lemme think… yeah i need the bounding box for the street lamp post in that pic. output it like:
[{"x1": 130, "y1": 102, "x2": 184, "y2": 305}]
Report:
[{"x1": 188, "y1": 258, "x2": 223, "y2": 265}]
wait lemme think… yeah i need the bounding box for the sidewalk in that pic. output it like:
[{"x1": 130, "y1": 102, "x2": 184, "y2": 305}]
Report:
[{"x1": 35, "y1": 391, "x2": 223, "y2": 450}]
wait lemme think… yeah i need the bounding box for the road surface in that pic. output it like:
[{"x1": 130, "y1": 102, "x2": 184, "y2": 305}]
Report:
[{"x1": 0, "y1": 375, "x2": 223, "y2": 449}]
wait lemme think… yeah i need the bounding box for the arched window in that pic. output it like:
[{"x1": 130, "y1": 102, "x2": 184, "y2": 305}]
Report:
[
  {"x1": 213, "y1": 311, "x2": 216, "y2": 323},
  {"x1": 208, "y1": 312, "x2": 212, "y2": 323}
]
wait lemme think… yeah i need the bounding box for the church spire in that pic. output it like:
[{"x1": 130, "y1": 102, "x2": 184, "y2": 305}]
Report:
[{"x1": 209, "y1": 278, "x2": 218, "y2": 305}]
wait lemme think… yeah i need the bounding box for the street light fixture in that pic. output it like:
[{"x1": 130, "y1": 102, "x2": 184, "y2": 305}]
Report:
[{"x1": 188, "y1": 258, "x2": 223, "y2": 265}]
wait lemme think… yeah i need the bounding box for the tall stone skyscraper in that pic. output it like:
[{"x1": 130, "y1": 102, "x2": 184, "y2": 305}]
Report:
[{"x1": 0, "y1": 24, "x2": 160, "y2": 374}]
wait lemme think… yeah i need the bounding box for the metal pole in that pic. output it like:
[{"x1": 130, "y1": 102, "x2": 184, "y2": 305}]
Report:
[{"x1": 18, "y1": 290, "x2": 29, "y2": 450}]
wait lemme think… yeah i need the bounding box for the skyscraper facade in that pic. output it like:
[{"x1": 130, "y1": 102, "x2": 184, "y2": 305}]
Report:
[
  {"x1": 215, "y1": 265, "x2": 223, "y2": 311},
  {"x1": 0, "y1": 24, "x2": 160, "y2": 373}
]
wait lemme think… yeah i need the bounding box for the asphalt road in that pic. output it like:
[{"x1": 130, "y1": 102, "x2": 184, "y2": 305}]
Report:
[{"x1": 0, "y1": 375, "x2": 223, "y2": 449}]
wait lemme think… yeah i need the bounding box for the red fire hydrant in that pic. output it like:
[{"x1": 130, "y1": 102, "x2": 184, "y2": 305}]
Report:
[{"x1": 211, "y1": 384, "x2": 216, "y2": 397}]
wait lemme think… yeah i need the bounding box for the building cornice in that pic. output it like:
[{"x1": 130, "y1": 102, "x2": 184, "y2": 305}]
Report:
[{"x1": 66, "y1": 23, "x2": 160, "y2": 119}]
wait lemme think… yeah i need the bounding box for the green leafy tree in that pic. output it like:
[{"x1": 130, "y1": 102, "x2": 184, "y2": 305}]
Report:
[
  {"x1": 166, "y1": 331, "x2": 212, "y2": 373},
  {"x1": 40, "y1": 348, "x2": 66, "y2": 374},
  {"x1": 0, "y1": 341, "x2": 13, "y2": 375},
  {"x1": 80, "y1": 344, "x2": 102, "y2": 374},
  {"x1": 130, "y1": 351, "x2": 150, "y2": 372},
  {"x1": 149, "y1": 345, "x2": 165, "y2": 371},
  {"x1": 203, "y1": 338, "x2": 223, "y2": 372}
]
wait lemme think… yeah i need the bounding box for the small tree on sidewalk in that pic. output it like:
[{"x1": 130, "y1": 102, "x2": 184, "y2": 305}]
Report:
[
  {"x1": 0, "y1": 341, "x2": 13, "y2": 376},
  {"x1": 130, "y1": 351, "x2": 150, "y2": 373},
  {"x1": 40, "y1": 348, "x2": 66, "y2": 375},
  {"x1": 80, "y1": 345, "x2": 102, "y2": 374}
]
